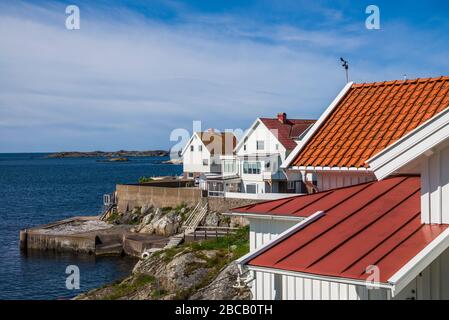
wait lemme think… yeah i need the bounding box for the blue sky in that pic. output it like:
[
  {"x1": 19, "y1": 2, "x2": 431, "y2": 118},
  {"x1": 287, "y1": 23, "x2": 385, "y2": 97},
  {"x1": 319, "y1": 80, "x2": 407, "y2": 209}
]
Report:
[{"x1": 1, "y1": 0, "x2": 449, "y2": 152}]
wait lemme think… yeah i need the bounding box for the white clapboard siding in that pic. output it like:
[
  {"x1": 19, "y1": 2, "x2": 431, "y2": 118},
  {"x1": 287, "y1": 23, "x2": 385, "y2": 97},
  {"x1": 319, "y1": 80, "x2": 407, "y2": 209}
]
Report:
[{"x1": 316, "y1": 172, "x2": 376, "y2": 192}]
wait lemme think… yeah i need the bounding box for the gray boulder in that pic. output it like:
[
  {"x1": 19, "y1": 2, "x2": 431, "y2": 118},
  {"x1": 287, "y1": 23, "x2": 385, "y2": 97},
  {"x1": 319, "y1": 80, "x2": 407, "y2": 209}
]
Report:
[{"x1": 190, "y1": 262, "x2": 251, "y2": 300}]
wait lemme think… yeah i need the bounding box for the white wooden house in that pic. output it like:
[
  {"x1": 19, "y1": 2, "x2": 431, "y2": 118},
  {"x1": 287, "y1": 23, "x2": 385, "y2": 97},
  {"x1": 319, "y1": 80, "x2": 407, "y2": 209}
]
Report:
[
  {"x1": 181, "y1": 129, "x2": 236, "y2": 179},
  {"x1": 210, "y1": 113, "x2": 314, "y2": 196},
  {"x1": 230, "y1": 76, "x2": 449, "y2": 300}
]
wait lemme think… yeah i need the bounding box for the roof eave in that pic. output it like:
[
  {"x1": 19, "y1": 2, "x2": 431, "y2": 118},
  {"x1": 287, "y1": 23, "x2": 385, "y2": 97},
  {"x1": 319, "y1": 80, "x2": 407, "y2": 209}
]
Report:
[
  {"x1": 388, "y1": 226, "x2": 449, "y2": 297},
  {"x1": 288, "y1": 166, "x2": 373, "y2": 173},
  {"x1": 223, "y1": 211, "x2": 306, "y2": 221},
  {"x1": 247, "y1": 265, "x2": 394, "y2": 291}
]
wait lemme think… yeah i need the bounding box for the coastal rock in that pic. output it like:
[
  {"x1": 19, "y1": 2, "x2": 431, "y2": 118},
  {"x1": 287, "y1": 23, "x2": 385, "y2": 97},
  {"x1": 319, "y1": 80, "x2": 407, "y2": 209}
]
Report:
[
  {"x1": 204, "y1": 212, "x2": 220, "y2": 227},
  {"x1": 135, "y1": 249, "x2": 221, "y2": 295},
  {"x1": 189, "y1": 262, "x2": 251, "y2": 300},
  {"x1": 141, "y1": 213, "x2": 153, "y2": 226},
  {"x1": 152, "y1": 212, "x2": 182, "y2": 237},
  {"x1": 141, "y1": 204, "x2": 153, "y2": 215}
]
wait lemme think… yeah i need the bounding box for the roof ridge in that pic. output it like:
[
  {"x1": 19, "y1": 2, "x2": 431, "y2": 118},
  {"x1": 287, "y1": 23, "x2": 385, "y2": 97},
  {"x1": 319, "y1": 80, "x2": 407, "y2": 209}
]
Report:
[{"x1": 352, "y1": 76, "x2": 449, "y2": 88}]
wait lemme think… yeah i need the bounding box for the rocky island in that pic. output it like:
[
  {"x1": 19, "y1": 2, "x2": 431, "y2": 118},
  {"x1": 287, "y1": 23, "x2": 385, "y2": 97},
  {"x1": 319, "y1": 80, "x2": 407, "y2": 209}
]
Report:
[{"x1": 47, "y1": 150, "x2": 169, "y2": 158}]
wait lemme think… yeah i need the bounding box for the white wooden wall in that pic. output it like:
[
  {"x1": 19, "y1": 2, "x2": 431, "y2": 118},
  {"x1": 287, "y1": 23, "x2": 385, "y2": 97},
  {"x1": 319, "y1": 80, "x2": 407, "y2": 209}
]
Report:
[
  {"x1": 249, "y1": 270, "x2": 389, "y2": 300},
  {"x1": 248, "y1": 218, "x2": 298, "y2": 300},
  {"x1": 183, "y1": 134, "x2": 221, "y2": 174},
  {"x1": 316, "y1": 172, "x2": 376, "y2": 192},
  {"x1": 420, "y1": 144, "x2": 449, "y2": 224},
  {"x1": 394, "y1": 245, "x2": 449, "y2": 300}
]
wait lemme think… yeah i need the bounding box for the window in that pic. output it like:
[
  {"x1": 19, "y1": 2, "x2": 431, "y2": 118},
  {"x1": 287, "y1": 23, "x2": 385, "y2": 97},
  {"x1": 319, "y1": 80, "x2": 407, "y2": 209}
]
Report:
[
  {"x1": 256, "y1": 140, "x2": 264, "y2": 150},
  {"x1": 188, "y1": 173, "x2": 194, "y2": 178},
  {"x1": 190, "y1": 145, "x2": 194, "y2": 152},
  {"x1": 199, "y1": 145, "x2": 203, "y2": 152},
  {"x1": 243, "y1": 161, "x2": 261, "y2": 174},
  {"x1": 265, "y1": 161, "x2": 271, "y2": 169},
  {"x1": 202, "y1": 159, "x2": 209, "y2": 166},
  {"x1": 287, "y1": 181, "x2": 296, "y2": 190},
  {"x1": 246, "y1": 184, "x2": 257, "y2": 194},
  {"x1": 275, "y1": 144, "x2": 279, "y2": 150},
  {"x1": 223, "y1": 160, "x2": 236, "y2": 173}
]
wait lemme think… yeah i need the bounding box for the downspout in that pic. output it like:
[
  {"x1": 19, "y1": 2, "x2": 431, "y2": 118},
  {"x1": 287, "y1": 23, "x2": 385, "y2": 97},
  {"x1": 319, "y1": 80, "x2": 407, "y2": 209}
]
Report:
[{"x1": 304, "y1": 170, "x2": 319, "y2": 193}]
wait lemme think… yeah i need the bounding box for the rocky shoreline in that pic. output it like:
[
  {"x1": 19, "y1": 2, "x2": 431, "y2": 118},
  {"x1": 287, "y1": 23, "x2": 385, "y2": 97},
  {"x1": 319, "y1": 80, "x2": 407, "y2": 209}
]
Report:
[{"x1": 46, "y1": 150, "x2": 169, "y2": 158}]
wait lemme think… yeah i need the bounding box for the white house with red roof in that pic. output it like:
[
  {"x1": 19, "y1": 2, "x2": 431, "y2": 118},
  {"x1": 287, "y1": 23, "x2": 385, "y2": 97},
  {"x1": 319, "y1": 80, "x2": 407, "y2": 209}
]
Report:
[
  {"x1": 216, "y1": 113, "x2": 315, "y2": 196},
  {"x1": 229, "y1": 76, "x2": 449, "y2": 300}
]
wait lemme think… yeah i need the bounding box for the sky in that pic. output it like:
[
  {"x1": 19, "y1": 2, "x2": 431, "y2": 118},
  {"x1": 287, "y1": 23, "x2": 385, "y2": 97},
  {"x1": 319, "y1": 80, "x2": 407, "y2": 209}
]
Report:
[{"x1": 1, "y1": 0, "x2": 449, "y2": 152}]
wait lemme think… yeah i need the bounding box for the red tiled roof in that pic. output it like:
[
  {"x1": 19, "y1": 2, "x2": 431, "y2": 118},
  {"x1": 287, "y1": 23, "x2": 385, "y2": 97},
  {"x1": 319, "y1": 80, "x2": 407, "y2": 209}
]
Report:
[
  {"x1": 260, "y1": 118, "x2": 315, "y2": 151},
  {"x1": 292, "y1": 76, "x2": 449, "y2": 168},
  {"x1": 197, "y1": 132, "x2": 237, "y2": 155},
  {"x1": 238, "y1": 176, "x2": 449, "y2": 282}
]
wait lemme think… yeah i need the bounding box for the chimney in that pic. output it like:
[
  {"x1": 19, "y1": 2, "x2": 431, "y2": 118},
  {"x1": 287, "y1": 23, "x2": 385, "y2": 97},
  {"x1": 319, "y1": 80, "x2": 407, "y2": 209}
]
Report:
[
  {"x1": 207, "y1": 128, "x2": 215, "y2": 133},
  {"x1": 277, "y1": 112, "x2": 287, "y2": 124}
]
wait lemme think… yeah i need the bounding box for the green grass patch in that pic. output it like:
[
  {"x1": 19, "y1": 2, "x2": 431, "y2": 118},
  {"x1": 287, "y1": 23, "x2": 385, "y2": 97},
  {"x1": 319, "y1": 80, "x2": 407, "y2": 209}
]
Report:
[
  {"x1": 106, "y1": 211, "x2": 120, "y2": 223},
  {"x1": 188, "y1": 226, "x2": 249, "y2": 259},
  {"x1": 139, "y1": 176, "x2": 154, "y2": 183},
  {"x1": 103, "y1": 274, "x2": 155, "y2": 300}
]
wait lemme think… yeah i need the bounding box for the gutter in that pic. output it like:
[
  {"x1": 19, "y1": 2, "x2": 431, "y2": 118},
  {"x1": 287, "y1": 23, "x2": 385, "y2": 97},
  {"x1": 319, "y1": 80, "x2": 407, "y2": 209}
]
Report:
[
  {"x1": 288, "y1": 166, "x2": 374, "y2": 173},
  {"x1": 247, "y1": 265, "x2": 394, "y2": 291},
  {"x1": 223, "y1": 211, "x2": 305, "y2": 222}
]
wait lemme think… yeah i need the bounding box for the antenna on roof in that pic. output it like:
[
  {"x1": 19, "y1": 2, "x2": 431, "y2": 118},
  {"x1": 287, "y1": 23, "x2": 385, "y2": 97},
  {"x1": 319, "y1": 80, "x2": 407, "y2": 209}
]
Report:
[
  {"x1": 403, "y1": 74, "x2": 407, "y2": 82},
  {"x1": 340, "y1": 57, "x2": 349, "y2": 83}
]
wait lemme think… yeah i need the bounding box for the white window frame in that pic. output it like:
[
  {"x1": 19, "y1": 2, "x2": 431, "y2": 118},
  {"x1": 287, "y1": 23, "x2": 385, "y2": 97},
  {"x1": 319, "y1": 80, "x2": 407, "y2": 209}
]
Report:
[
  {"x1": 223, "y1": 160, "x2": 236, "y2": 173},
  {"x1": 287, "y1": 181, "x2": 296, "y2": 190},
  {"x1": 256, "y1": 140, "x2": 265, "y2": 150},
  {"x1": 243, "y1": 161, "x2": 261, "y2": 174}
]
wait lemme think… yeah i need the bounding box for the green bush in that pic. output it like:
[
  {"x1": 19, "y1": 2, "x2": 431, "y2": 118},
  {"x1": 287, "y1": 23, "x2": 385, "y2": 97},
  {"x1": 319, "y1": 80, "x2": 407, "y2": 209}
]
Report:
[{"x1": 139, "y1": 176, "x2": 154, "y2": 183}]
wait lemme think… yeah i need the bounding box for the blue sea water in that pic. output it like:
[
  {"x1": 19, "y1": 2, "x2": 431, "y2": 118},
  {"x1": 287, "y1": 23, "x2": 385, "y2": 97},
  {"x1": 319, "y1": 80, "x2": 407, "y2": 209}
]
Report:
[{"x1": 0, "y1": 153, "x2": 182, "y2": 300}]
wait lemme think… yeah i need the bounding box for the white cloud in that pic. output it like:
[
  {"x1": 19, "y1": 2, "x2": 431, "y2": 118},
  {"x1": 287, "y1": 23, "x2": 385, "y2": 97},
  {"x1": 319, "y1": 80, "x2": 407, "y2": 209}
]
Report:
[{"x1": 0, "y1": 1, "x2": 447, "y2": 152}]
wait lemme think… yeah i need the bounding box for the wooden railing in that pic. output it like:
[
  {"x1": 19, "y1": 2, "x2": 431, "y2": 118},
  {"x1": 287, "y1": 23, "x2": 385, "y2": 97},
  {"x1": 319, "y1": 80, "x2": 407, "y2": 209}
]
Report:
[{"x1": 187, "y1": 226, "x2": 239, "y2": 241}]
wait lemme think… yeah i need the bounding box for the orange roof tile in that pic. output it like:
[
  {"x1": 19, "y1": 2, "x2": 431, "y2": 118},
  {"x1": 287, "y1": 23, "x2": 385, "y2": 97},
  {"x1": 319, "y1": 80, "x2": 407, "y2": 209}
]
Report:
[{"x1": 292, "y1": 76, "x2": 449, "y2": 168}]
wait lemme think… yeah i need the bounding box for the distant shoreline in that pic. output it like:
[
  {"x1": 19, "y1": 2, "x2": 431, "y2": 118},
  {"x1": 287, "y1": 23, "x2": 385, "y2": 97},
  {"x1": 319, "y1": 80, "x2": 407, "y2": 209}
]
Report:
[{"x1": 46, "y1": 150, "x2": 169, "y2": 158}]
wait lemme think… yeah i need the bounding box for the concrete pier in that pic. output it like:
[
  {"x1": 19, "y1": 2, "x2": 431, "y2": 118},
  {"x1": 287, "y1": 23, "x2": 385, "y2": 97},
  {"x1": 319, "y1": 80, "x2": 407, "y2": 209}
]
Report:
[{"x1": 20, "y1": 216, "x2": 169, "y2": 257}]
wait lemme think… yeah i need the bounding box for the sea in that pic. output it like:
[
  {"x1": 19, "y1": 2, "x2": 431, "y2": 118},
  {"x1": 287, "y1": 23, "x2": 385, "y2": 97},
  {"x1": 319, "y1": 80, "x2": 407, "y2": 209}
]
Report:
[{"x1": 0, "y1": 153, "x2": 182, "y2": 300}]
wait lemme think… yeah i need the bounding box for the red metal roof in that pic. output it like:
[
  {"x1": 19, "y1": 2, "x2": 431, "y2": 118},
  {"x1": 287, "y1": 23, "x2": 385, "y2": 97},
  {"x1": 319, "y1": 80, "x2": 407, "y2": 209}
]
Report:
[
  {"x1": 291, "y1": 76, "x2": 449, "y2": 168},
  {"x1": 260, "y1": 117, "x2": 315, "y2": 151},
  {"x1": 239, "y1": 176, "x2": 449, "y2": 282}
]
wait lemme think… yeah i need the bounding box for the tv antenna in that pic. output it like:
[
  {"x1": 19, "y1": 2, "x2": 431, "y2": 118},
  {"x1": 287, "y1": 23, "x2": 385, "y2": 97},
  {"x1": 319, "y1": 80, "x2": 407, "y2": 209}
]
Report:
[{"x1": 340, "y1": 57, "x2": 349, "y2": 83}]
